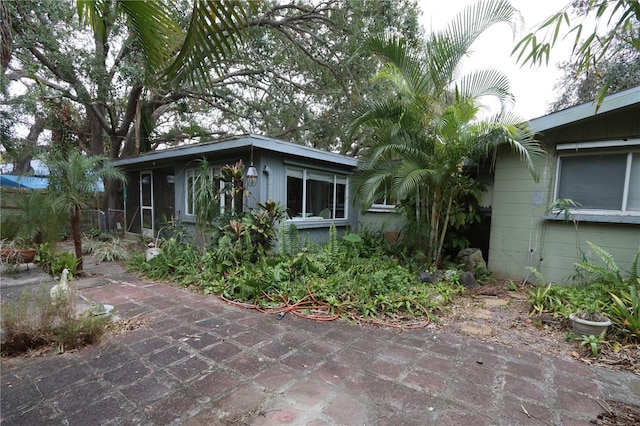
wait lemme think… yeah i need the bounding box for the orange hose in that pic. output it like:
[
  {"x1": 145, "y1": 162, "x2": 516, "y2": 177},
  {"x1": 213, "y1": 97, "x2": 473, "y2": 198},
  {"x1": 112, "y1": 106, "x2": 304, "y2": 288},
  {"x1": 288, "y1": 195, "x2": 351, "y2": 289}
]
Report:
[{"x1": 218, "y1": 288, "x2": 431, "y2": 329}]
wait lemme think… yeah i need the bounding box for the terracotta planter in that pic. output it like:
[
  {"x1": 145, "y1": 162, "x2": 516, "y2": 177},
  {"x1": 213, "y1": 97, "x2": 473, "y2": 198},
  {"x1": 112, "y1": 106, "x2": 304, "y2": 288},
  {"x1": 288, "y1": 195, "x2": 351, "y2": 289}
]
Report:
[
  {"x1": 0, "y1": 248, "x2": 37, "y2": 264},
  {"x1": 569, "y1": 312, "x2": 611, "y2": 337},
  {"x1": 383, "y1": 232, "x2": 400, "y2": 243}
]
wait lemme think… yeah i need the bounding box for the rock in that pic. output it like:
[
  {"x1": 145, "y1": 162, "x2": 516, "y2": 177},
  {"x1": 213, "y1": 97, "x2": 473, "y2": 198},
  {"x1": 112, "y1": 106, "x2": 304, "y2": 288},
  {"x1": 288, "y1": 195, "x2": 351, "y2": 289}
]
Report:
[
  {"x1": 458, "y1": 321, "x2": 492, "y2": 336},
  {"x1": 443, "y1": 270, "x2": 457, "y2": 280},
  {"x1": 430, "y1": 294, "x2": 444, "y2": 304},
  {"x1": 417, "y1": 271, "x2": 433, "y2": 283},
  {"x1": 460, "y1": 271, "x2": 478, "y2": 288},
  {"x1": 456, "y1": 248, "x2": 488, "y2": 274}
]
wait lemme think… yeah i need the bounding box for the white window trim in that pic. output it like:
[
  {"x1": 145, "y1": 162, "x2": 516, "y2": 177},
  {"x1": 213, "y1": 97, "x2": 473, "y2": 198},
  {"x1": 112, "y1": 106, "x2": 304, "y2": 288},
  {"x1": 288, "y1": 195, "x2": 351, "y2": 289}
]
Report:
[
  {"x1": 553, "y1": 148, "x2": 640, "y2": 218},
  {"x1": 368, "y1": 205, "x2": 398, "y2": 213},
  {"x1": 185, "y1": 166, "x2": 231, "y2": 218},
  {"x1": 556, "y1": 139, "x2": 640, "y2": 151},
  {"x1": 369, "y1": 189, "x2": 397, "y2": 212},
  {"x1": 285, "y1": 167, "x2": 349, "y2": 223}
]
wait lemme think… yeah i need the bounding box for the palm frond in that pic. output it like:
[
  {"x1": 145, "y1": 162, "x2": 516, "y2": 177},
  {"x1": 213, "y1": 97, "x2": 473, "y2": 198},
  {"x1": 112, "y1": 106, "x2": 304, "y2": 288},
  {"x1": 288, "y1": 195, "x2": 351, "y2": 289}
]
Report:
[
  {"x1": 45, "y1": 151, "x2": 126, "y2": 214},
  {"x1": 164, "y1": 0, "x2": 256, "y2": 89},
  {"x1": 427, "y1": 0, "x2": 519, "y2": 90},
  {"x1": 365, "y1": 35, "x2": 432, "y2": 100},
  {"x1": 353, "y1": 168, "x2": 394, "y2": 209},
  {"x1": 349, "y1": 100, "x2": 406, "y2": 137},
  {"x1": 457, "y1": 68, "x2": 514, "y2": 109},
  {"x1": 117, "y1": 0, "x2": 182, "y2": 75},
  {"x1": 394, "y1": 159, "x2": 431, "y2": 199},
  {"x1": 472, "y1": 116, "x2": 545, "y2": 181},
  {"x1": 76, "y1": 0, "x2": 110, "y2": 40}
]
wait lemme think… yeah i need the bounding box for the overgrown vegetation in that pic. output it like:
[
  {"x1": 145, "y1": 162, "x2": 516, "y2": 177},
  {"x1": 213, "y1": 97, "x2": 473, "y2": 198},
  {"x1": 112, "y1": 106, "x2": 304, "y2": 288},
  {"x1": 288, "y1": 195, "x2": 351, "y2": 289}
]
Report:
[
  {"x1": 350, "y1": 1, "x2": 544, "y2": 267},
  {"x1": 83, "y1": 237, "x2": 133, "y2": 263},
  {"x1": 527, "y1": 243, "x2": 640, "y2": 343},
  {"x1": 130, "y1": 204, "x2": 466, "y2": 326},
  {"x1": 0, "y1": 284, "x2": 111, "y2": 356},
  {"x1": 34, "y1": 243, "x2": 79, "y2": 277}
]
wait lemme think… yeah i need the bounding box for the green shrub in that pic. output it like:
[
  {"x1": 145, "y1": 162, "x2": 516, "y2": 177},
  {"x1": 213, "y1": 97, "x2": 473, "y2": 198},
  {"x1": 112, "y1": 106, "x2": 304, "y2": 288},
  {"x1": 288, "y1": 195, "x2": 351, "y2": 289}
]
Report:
[
  {"x1": 34, "y1": 244, "x2": 78, "y2": 277},
  {"x1": 609, "y1": 282, "x2": 640, "y2": 341},
  {"x1": 528, "y1": 246, "x2": 640, "y2": 343},
  {"x1": 53, "y1": 251, "x2": 79, "y2": 276},
  {"x1": 575, "y1": 241, "x2": 639, "y2": 285},
  {"x1": 92, "y1": 238, "x2": 132, "y2": 263},
  {"x1": 127, "y1": 220, "x2": 468, "y2": 324}
]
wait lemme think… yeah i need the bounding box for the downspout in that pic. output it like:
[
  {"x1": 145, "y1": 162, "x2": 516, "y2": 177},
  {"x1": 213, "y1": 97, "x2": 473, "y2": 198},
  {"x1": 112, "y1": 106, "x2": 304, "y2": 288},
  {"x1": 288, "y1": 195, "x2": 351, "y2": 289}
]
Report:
[{"x1": 262, "y1": 165, "x2": 273, "y2": 201}]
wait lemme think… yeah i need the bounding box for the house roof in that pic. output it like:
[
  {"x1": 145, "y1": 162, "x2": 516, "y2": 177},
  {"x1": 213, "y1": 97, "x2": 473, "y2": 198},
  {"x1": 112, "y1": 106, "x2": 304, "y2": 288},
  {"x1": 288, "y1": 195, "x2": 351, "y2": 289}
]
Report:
[
  {"x1": 110, "y1": 134, "x2": 358, "y2": 169},
  {"x1": 0, "y1": 175, "x2": 48, "y2": 189},
  {"x1": 529, "y1": 85, "x2": 640, "y2": 132}
]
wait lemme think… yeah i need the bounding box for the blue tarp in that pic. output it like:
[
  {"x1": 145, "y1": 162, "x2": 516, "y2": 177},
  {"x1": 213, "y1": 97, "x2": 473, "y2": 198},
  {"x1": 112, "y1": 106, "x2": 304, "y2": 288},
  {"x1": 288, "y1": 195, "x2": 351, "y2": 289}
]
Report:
[{"x1": 0, "y1": 175, "x2": 49, "y2": 189}]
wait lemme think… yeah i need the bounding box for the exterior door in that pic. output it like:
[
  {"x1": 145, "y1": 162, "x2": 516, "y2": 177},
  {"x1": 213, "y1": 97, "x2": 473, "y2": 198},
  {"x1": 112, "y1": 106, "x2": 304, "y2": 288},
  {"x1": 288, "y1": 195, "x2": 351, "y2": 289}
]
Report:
[{"x1": 140, "y1": 171, "x2": 154, "y2": 237}]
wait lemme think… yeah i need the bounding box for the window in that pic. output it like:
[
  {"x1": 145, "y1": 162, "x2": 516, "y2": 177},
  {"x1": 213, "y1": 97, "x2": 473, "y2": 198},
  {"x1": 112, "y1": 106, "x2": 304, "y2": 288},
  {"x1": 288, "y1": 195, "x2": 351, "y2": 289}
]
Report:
[
  {"x1": 286, "y1": 167, "x2": 348, "y2": 220},
  {"x1": 370, "y1": 183, "x2": 397, "y2": 211},
  {"x1": 185, "y1": 167, "x2": 241, "y2": 217},
  {"x1": 555, "y1": 151, "x2": 640, "y2": 214}
]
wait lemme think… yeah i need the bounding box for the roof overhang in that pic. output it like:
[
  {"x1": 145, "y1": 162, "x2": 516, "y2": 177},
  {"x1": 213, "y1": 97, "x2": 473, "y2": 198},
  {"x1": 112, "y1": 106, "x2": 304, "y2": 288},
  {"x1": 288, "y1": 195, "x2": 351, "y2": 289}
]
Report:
[
  {"x1": 529, "y1": 85, "x2": 640, "y2": 133},
  {"x1": 111, "y1": 134, "x2": 358, "y2": 169}
]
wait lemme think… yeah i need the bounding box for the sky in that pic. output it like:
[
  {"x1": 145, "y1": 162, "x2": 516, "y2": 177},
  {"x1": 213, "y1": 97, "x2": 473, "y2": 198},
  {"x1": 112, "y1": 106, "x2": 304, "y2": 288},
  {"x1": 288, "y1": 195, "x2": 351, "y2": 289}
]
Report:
[{"x1": 418, "y1": 0, "x2": 577, "y2": 120}]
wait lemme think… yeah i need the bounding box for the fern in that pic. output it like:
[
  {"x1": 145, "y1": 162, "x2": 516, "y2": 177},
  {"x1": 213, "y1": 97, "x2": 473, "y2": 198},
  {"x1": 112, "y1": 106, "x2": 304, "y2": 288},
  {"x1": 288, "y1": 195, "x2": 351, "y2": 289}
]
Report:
[
  {"x1": 278, "y1": 221, "x2": 287, "y2": 254},
  {"x1": 575, "y1": 241, "x2": 623, "y2": 284},
  {"x1": 326, "y1": 223, "x2": 339, "y2": 259},
  {"x1": 630, "y1": 247, "x2": 640, "y2": 283},
  {"x1": 588, "y1": 241, "x2": 620, "y2": 275},
  {"x1": 278, "y1": 222, "x2": 300, "y2": 256},
  {"x1": 288, "y1": 224, "x2": 300, "y2": 255},
  {"x1": 242, "y1": 231, "x2": 254, "y2": 263}
]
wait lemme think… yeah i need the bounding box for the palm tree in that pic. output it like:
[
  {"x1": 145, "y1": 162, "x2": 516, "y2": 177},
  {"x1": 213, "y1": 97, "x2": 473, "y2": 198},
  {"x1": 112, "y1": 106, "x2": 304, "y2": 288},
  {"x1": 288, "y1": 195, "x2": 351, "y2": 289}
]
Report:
[
  {"x1": 351, "y1": 0, "x2": 545, "y2": 266},
  {"x1": 75, "y1": 0, "x2": 256, "y2": 89},
  {"x1": 46, "y1": 149, "x2": 126, "y2": 271}
]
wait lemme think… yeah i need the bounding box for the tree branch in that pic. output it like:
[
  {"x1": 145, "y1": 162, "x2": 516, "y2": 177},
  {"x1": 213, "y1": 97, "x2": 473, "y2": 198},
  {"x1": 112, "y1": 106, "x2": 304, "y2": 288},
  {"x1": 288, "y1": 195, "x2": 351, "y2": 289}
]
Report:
[{"x1": 115, "y1": 85, "x2": 144, "y2": 137}]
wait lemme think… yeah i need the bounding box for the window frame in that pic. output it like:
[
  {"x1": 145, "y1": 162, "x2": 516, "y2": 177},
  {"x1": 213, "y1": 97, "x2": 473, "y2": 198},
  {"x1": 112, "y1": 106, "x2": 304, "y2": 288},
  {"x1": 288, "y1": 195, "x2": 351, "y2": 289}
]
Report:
[
  {"x1": 369, "y1": 183, "x2": 398, "y2": 212},
  {"x1": 285, "y1": 166, "x2": 349, "y2": 223},
  {"x1": 552, "y1": 146, "x2": 640, "y2": 218},
  {"x1": 184, "y1": 166, "x2": 235, "y2": 218}
]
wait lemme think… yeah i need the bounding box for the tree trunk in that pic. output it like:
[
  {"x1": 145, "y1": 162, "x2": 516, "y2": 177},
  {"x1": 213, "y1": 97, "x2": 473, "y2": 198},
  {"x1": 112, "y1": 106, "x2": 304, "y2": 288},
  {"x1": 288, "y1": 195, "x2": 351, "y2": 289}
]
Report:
[
  {"x1": 71, "y1": 205, "x2": 83, "y2": 271},
  {"x1": 435, "y1": 192, "x2": 454, "y2": 267},
  {"x1": 87, "y1": 106, "x2": 106, "y2": 156},
  {"x1": 14, "y1": 113, "x2": 46, "y2": 174}
]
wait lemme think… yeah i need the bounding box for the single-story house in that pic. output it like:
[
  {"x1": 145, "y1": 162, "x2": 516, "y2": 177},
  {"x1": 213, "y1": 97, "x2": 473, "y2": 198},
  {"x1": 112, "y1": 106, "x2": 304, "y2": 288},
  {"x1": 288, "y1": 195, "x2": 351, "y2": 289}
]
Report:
[
  {"x1": 110, "y1": 134, "x2": 359, "y2": 243},
  {"x1": 488, "y1": 86, "x2": 640, "y2": 283}
]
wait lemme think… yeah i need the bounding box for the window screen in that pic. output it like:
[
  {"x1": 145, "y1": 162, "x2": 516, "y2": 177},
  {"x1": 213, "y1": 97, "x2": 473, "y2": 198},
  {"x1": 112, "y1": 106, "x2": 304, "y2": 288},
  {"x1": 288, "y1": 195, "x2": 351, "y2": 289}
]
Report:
[
  {"x1": 628, "y1": 153, "x2": 640, "y2": 211},
  {"x1": 557, "y1": 154, "x2": 627, "y2": 210}
]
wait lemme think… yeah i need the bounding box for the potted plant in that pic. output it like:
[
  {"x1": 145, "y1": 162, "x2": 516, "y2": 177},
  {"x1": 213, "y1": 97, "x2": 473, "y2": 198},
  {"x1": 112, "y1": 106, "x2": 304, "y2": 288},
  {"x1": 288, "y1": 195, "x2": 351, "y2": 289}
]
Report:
[
  {"x1": 0, "y1": 238, "x2": 37, "y2": 264},
  {"x1": 569, "y1": 310, "x2": 612, "y2": 337},
  {"x1": 0, "y1": 189, "x2": 65, "y2": 266}
]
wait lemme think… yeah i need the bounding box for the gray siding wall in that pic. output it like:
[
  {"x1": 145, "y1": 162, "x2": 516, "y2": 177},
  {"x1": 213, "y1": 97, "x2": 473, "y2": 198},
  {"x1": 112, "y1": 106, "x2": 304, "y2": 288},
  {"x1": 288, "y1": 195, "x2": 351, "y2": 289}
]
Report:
[
  {"x1": 359, "y1": 210, "x2": 405, "y2": 234},
  {"x1": 172, "y1": 150, "x2": 357, "y2": 245},
  {"x1": 489, "y1": 148, "x2": 640, "y2": 284},
  {"x1": 173, "y1": 154, "x2": 257, "y2": 224}
]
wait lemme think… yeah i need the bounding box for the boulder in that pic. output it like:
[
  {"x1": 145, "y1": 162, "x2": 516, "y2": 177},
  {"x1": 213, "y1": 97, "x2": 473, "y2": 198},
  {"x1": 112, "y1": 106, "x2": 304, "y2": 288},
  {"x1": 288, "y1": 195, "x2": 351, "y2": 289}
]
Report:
[
  {"x1": 456, "y1": 248, "x2": 488, "y2": 274},
  {"x1": 417, "y1": 271, "x2": 433, "y2": 283},
  {"x1": 460, "y1": 271, "x2": 478, "y2": 288}
]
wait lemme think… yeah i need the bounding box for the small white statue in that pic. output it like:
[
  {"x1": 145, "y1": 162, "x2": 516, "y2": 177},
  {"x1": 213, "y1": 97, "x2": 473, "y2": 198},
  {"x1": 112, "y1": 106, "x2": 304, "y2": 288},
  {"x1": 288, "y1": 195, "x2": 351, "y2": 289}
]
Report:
[{"x1": 50, "y1": 268, "x2": 70, "y2": 301}]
